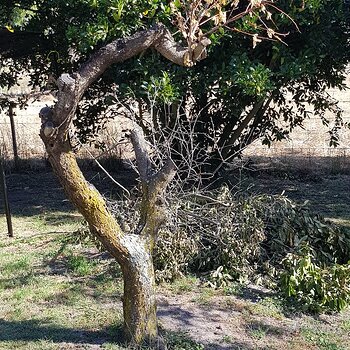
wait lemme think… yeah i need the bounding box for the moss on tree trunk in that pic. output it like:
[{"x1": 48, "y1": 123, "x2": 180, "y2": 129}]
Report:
[
  {"x1": 46, "y1": 140, "x2": 160, "y2": 344},
  {"x1": 39, "y1": 24, "x2": 187, "y2": 347}
]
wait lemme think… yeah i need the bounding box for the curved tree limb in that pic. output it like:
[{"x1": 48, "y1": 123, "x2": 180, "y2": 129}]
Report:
[
  {"x1": 41, "y1": 23, "x2": 192, "y2": 261},
  {"x1": 39, "y1": 23, "x2": 194, "y2": 345},
  {"x1": 46, "y1": 23, "x2": 203, "y2": 145}
]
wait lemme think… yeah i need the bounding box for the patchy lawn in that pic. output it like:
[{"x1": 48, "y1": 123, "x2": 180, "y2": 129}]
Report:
[{"x1": 0, "y1": 170, "x2": 349, "y2": 349}]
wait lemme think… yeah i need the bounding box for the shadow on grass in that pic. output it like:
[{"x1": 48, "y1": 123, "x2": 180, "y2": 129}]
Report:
[
  {"x1": 6, "y1": 170, "x2": 74, "y2": 217},
  {"x1": 0, "y1": 273, "x2": 35, "y2": 289},
  {"x1": 5, "y1": 169, "x2": 136, "y2": 218},
  {"x1": 42, "y1": 213, "x2": 82, "y2": 226},
  {"x1": 235, "y1": 284, "x2": 274, "y2": 303},
  {"x1": 205, "y1": 342, "x2": 259, "y2": 350},
  {"x1": 163, "y1": 329, "x2": 273, "y2": 350},
  {"x1": 246, "y1": 163, "x2": 350, "y2": 230},
  {"x1": 0, "y1": 318, "x2": 240, "y2": 350},
  {"x1": 0, "y1": 318, "x2": 122, "y2": 345},
  {"x1": 237, "y1": 286, "x2": 302, "y2": 318},
  {"x1": 245, "y1": 320, "x2": 286, "y2": 337}
]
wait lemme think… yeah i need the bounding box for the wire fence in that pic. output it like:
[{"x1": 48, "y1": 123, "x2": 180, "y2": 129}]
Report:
[{"x1": 0, "y1": 111, "x2": 133, "y2": 168}]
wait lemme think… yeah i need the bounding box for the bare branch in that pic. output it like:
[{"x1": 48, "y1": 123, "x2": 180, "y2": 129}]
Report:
[
  {"x1": 130, "y1": 125, "x2": 153, "y2": 182},
  {"x1": 51, "y1": 24, "x2": 197, "y2": 139},
  {"x1": 150, "y1": 158, "x2": 176, "y2": 196},
  {"x1": 130, "y1": 124, "x2": 176, "y2": 242}
]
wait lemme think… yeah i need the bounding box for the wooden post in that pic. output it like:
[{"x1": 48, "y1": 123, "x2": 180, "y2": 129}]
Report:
[
  {"x1": 0, "y1": 156, "x2": 13, "y2": 237},
  {"x1": 8, "y1": 102, "x2": 19, "y2": 170}
]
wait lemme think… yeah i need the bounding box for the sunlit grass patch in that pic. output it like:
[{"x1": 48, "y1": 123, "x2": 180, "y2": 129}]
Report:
[
  {"x1": 301, "y1": 327, "x2": 346, "y2": 350},
  {"x1": 1, "y1": 255, "x2": 33, "y2": 275},
  {"x1": 164, "y1": 275, "x2": 199, "y2": 294},
  {"x1": 0, "y1": 339, "x2": 58, "y2": 350},
  {"x1": 251, "y1": 297, "x2": 285, "y2": 320},
  {"x1": 0, "y1": 211, "x2": 82, "y2": 237},
  {"x1": 341, "y1": 318, "x2": 350, "y2": 331},
  {"x1": 163, "y1": 331, "x2": 204, "y2": 350},
  {"x1": 66, "y1": 255, "x2": 98, "y2": 276},
  {"x1": 248, "y1": 325, "x2": 268, "y2": 340}
]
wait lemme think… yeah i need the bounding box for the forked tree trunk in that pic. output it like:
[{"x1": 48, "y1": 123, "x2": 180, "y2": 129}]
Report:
[
  {"x1": 40, "y1": 24, "x2": 207, "y2": 347},
  {"x1": 47, "y1": 139, "x2": 160, "y2": 343}
]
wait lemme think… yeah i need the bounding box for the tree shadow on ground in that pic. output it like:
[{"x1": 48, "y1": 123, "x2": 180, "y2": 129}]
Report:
[
  {"x1": 163, "y1": 329, "x2": 261, "y2": 350},
  {"x1": 4, "y1": 169, "x2": 136, "y2": 217},
  {"x1": 205, "y1": 342, "x2": 260, "y2": 350},
  {"x1": 245, "y1": 157, "x2": 350, "y2": 229},
  {"x1": 230, "y1": 284, "x2": 302, "y2": 318},
  {"x1": 235, "y1": 284, "x2": 274, "y2": 303},
  {"x1": 0, "y1": 318, "x2": 120, "y2": 345},
  {"x1": 157, "y1": 299, "x2": 287, "y2": 350},
  {"x1": 0, "y1": 273, "x2": 35, "y2": 289},
  {"x1": 244, "y1": 320, "x2": 286, "y2": 337}
]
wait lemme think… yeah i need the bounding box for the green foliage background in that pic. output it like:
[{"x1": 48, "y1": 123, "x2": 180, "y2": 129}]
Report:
[{"x1": 0, "y1": 1, "x2": 349, "y2": 156}]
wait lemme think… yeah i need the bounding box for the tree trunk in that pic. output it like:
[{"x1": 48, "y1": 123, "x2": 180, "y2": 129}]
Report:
[
  {"x1": 39, "y1": 24, "x2": 193, "y2": 347},
  {"x1": 121, "y1": 235, "x2": 158, "y2": 345}
]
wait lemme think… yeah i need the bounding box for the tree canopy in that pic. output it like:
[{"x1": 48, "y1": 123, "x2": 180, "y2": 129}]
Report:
[{"x1": 1, "y1": 1, "x2": 349, "y2": 164}]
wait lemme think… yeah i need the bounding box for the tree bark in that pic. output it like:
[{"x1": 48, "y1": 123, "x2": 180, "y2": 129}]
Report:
[
  {"x1": 46, "y1": 137, "x2": 161, "y2": 343},
  {"x1": 121, "y1": 235, "x2": 158, "y2": 345}
]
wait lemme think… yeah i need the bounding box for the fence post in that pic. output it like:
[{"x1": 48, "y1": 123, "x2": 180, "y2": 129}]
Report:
[
  {"x1": 8, "y1": 102, "x2": 19, "y2": 170},
  {"x1": 0, "y1": 156, "x2": 13, "y2": 237}
]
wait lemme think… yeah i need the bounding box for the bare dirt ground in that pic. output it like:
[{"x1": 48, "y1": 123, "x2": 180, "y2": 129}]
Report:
[
  {"x1": 1, "y1": 166, "x2": 349, "y2": 349},
  {"x1": 157, "y1": 291, "x2": 350, "y2": 350}
]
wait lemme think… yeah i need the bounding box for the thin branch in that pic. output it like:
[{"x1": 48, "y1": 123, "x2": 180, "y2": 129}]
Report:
[
  {"x1": 72, "y1": 134, "x2": 131, "y2": 196},
  {"x1": 267, "y1": 2, "x2": 300, "y2": 32}
]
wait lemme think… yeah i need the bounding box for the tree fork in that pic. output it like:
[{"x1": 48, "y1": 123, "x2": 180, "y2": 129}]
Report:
[{"x1": 45, "y1": 138, "x2": 161, "y2": 342}]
